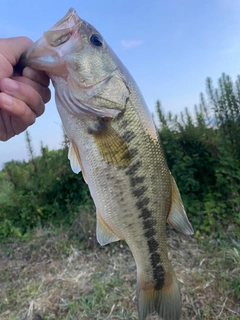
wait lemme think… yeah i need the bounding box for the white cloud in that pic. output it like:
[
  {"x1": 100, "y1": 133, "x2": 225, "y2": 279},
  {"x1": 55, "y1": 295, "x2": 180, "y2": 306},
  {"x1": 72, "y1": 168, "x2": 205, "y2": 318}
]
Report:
[{"x1": 121, "y1": 39, "x2": 143, "y2": 49}]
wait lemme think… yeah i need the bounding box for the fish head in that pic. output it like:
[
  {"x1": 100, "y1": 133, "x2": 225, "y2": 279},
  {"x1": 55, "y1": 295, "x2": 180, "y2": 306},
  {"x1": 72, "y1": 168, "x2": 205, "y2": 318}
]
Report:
[
  {"x1": 20, "y1": 8, "x2": 130, "y2": 118},
  {"x1": 20, "y1": 8, "x2": 81, "y2": 78}
]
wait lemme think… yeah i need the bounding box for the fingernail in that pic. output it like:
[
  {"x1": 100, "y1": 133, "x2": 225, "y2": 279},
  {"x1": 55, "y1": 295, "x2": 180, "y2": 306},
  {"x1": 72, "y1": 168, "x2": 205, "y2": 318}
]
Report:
[{"x1": 3, "y1": 94, "x2": 13, "y2": 107}]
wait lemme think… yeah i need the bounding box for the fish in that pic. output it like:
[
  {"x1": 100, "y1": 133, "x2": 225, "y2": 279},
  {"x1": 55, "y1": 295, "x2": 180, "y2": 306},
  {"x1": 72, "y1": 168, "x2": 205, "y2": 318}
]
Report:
[{"x1": 19, "y1": 8, "x2": 194, "y2": 320}]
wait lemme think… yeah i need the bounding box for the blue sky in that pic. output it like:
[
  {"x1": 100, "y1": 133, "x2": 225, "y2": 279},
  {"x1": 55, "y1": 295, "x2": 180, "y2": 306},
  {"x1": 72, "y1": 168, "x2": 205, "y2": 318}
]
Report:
[{"x1": 1, "y1": 0, "x2": 240, "y2": 166}]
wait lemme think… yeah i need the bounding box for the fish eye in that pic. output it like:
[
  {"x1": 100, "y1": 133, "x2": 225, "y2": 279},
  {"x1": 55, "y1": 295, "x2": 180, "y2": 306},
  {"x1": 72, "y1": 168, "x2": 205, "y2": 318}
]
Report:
[{"x1": 90, "y1": 34, "x2": 103, "y2": 47}]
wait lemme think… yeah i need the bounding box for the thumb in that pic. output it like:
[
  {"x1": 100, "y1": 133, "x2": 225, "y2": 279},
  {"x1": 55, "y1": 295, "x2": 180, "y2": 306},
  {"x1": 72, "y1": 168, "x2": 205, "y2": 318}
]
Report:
[{"x1": 0, "y1": 37, "x2": 33, "y2": 66}]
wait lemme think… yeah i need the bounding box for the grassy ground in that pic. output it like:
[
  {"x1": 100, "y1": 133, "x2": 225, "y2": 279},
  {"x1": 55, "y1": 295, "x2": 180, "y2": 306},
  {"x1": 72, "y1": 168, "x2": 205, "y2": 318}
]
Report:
[{"x1": 0, "y1": 226, "x2": 239, "y2": 320}]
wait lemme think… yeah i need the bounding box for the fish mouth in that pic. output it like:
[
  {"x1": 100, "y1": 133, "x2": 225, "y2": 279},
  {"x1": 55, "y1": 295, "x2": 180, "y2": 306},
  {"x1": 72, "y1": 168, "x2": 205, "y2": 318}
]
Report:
[
  {"x1": 50, "y1": 7, "x2": 80, "y2": 30},
  {"x1": 18, "y1": 8, "x2": 82, "y2": 76}
]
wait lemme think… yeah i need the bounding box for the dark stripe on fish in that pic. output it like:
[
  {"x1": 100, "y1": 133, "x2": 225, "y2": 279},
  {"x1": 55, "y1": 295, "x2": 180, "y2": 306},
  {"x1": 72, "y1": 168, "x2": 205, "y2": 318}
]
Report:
[
  {"x1": 130, "y1": 176, "x2": 145, "y2": 188},
  {"x1": 132, "y1": 186, "x2": 147, "y2": 198},
  {"x1": 136, "y1": 197, "x2": 150, "y2": 209},
  {"x1": 124, "y1": 160, "x2": 165, "y2": 290},
  {"x1": 122, "y1": 130, "x2": 136, "y2": 143},
  {"x1": 129, "y1": 147, "x2": 138, "y2": 158},
  {"x1": 125, "y1": 160, "x2": 141, "y2": 176}
]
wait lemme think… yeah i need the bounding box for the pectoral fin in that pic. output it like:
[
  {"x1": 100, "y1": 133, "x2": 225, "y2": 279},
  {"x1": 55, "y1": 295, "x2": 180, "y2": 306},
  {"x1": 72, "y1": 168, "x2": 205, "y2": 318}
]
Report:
[
  {"x1": 68, "y1": 140, "x2": 87, "y2": 183},
  {"x1": 96, "y1": 213, "x2": 121, "y2": 246},
  {"x1": 90, "y1": 120, "x2": 131, "y2": 167},
  {"x1": 167, "y1": 175, "x2": 194, "y2": 235}
]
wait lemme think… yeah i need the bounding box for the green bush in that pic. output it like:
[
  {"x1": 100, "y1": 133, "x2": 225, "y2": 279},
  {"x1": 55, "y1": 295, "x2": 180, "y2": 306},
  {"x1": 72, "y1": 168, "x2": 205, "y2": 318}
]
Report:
[
  {"x1": 0, "y1": 141, "x2": 93, "y2": 238},
  {"x1": 157, "y1": 73, "x2": 240, "y2": 236}
]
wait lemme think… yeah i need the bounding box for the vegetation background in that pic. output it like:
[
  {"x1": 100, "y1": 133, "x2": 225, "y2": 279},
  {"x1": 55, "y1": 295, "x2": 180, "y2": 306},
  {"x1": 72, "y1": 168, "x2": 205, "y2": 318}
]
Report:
[{"x1": 0, "y1": 73, "x2": 239, "y2": 319}]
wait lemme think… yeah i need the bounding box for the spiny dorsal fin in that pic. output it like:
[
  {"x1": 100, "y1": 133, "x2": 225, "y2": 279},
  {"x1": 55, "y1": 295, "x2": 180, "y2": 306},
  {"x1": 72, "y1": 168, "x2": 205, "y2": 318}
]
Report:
[
  {"x1": 68, "y1": 140, "x2": 87, "y2": 183},
  {"x1": 96, "y1": 213, "x2": 121, "y2": 246},
  {"x1": 167, "y1": 175, "x2": 194, "y2": 235},
  {"x1": 89, "y1": 119, "x2": 131, "y2": 167}
]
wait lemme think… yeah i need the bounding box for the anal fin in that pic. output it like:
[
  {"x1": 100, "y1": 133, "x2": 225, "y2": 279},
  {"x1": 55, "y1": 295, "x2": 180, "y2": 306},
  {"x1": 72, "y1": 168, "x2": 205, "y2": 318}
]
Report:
[{"x1": 96, "y1": 213, "x2": 121, "y2": 246}]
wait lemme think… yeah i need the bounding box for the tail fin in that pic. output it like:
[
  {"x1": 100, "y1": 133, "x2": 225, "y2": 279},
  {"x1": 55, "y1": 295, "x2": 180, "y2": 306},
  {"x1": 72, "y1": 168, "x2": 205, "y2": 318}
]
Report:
[{"x1": 137, "y1": 273, "x2": 181, "y2": 320}]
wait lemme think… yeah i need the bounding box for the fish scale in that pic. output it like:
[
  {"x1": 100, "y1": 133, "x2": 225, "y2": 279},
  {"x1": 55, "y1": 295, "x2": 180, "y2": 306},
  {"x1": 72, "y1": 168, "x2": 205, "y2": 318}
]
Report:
[{"x1": 19, "y1": 8, "x2": 194, "y2": 320}]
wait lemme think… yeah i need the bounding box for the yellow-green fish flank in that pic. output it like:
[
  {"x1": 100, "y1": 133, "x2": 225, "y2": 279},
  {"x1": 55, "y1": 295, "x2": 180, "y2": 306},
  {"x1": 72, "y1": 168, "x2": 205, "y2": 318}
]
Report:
[{"x1": 19, "y1": 8, "x2": 194, "y2": 320}]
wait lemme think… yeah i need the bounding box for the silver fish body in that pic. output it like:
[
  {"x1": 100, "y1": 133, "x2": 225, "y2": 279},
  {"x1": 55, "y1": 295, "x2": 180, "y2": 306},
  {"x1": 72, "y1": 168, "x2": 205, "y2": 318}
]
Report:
[{"x1": 20, "y1": 8, "x2": 193, "y2": 320}]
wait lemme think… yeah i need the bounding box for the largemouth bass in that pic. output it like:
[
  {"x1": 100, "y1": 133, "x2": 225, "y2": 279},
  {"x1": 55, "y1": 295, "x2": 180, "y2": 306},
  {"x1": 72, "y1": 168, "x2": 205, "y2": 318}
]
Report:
[{"x1": 20, "y1": 8, "x2": 194, "y2": 320}]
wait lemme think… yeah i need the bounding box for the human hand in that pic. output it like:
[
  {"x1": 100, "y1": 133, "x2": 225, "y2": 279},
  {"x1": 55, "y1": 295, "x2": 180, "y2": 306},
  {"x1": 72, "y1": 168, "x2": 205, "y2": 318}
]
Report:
[{"x1": 0, "y1": 37, "x2": 51, "y2": 141}]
